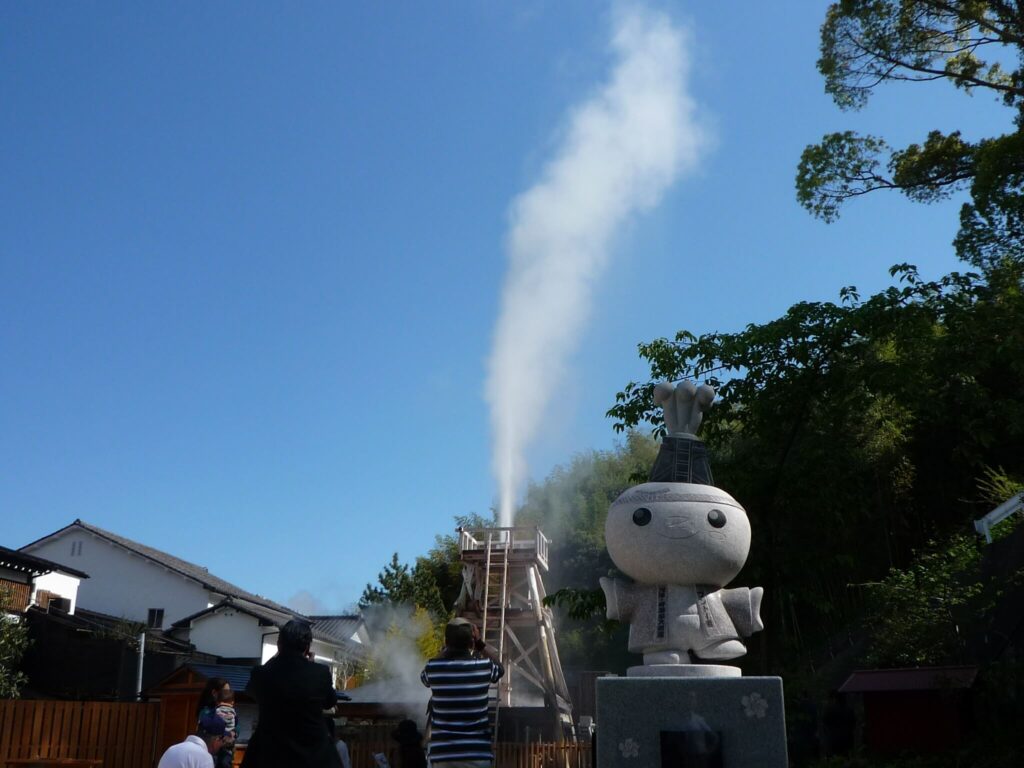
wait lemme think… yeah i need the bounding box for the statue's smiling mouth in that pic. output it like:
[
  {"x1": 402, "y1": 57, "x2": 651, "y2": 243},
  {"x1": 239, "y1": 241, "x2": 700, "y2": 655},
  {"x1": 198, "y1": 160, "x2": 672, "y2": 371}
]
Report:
[{"x1": 658, "y1": 515, "x2": 698, "y2": 539}]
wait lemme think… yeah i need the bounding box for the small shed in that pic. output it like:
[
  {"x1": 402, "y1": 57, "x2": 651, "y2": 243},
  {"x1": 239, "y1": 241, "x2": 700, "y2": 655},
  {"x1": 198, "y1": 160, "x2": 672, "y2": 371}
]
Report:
[
  {"x1": 335, "y1": 678, "x2": 428, "y2": 726},
  {"x1": 148, "y1": 663, "x2": 257, "y2": 757},
  {"x1": 839, "y1": 665, "x2": 977, "y2": 756}
]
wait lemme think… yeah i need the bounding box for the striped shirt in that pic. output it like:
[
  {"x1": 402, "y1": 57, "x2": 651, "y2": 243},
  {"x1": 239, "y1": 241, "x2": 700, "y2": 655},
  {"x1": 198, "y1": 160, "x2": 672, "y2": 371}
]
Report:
[{"x1": 420, "y1": 655, "x2": 504, "y2": 764}]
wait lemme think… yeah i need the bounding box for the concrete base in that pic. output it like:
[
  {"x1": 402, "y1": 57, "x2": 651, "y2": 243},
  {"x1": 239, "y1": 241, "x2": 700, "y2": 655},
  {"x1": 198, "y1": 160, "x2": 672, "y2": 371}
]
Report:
[{"x1": 596, "y1": 676, "x2": 787, "y2": 768}]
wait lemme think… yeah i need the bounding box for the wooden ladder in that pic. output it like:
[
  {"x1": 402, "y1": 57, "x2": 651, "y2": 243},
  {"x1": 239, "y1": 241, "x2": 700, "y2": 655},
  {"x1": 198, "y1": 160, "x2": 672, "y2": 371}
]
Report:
[{"x1": 481, "y1": 531, "x2": 511, "y2": 747}]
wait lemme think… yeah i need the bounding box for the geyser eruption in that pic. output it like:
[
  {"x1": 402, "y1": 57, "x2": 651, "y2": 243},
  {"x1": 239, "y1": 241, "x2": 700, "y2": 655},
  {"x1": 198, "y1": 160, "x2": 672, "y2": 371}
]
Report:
[{"x1": 486, "y1": 6, "x2": 707, "y2": 525}]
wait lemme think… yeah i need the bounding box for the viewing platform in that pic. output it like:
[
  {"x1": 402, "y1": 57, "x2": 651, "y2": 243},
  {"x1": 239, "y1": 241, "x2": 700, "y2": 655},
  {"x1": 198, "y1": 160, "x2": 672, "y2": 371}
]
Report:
[{"x1": 457, "y1": 526, "x2": 550, "y2": 572}]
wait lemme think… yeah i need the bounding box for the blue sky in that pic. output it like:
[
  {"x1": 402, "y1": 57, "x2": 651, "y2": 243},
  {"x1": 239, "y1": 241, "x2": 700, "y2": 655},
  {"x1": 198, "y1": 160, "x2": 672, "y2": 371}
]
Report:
[{"x1": 2, "y1": 2, "x2": 1013, "y2": 612}]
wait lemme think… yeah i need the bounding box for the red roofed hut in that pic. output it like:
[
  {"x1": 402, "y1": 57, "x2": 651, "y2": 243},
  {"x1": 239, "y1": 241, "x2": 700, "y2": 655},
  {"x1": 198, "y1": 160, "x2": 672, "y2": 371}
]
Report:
[{"x1": 839, "y1": 666, "x2": 977, "y2": 756}]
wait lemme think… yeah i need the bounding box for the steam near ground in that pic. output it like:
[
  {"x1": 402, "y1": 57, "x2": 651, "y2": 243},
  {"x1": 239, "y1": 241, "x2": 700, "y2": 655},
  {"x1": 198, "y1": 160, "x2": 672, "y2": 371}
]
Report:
[{"x1": 349, "y1": 604, "x2": 433, "y2": 723}]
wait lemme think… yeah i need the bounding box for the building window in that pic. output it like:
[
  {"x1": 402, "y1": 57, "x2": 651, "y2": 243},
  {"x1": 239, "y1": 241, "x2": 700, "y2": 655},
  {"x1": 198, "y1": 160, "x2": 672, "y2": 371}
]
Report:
[
  {"x1": 147, "y1": 608, "x2": 164, "y2": 629},
  {"x1": 70, "y1": 541, "x2": 83, "y2": 556}
]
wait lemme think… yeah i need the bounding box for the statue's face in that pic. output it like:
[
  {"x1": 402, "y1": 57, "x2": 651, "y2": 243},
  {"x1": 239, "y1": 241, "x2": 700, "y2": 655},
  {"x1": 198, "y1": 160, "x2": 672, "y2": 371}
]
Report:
[{"x1": 605, "y1": 482, "x2": 751, "y2": 586}]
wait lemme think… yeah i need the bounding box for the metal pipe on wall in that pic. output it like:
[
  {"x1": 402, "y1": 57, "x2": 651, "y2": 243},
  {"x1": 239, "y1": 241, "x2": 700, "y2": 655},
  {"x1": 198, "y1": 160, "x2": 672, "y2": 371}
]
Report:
[{"x1": 136, "y1": 630, "x2": 146, "y2": 700}]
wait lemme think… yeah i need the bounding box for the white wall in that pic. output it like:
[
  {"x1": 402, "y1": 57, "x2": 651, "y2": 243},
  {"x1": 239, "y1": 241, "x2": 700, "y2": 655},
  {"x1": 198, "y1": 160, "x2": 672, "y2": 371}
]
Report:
[
  {"x1": 258, "y1": 632, "x2": 353, "y2": 688},
  {"x1": 350, "y1": 624, "x2": 370, "y2": 645},
  {"x1": 311, "y1": 638, "x2": 340, "y2": 665},
  {"x1": 25, "y1": 529, "x2": 211, "y2": 625},
  {"x1": 32, "y1": 571, "x2": 81, "y2": 614},
  {"x1": 188, "y1": 609, "x2": 264, "y2": 659},
  {"x1": 261, "y1": 632, "x2": 279, "y2": 664}
]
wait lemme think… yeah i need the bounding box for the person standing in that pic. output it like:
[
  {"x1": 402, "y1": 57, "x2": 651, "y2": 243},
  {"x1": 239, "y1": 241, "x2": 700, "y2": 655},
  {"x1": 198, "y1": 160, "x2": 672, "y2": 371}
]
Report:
[
  {"x1": 241, "y1": 619, "x2": 341, "y2": 768},
  {"x1": 198, "y1": 678, "x2": 230, "y2": 721},
  {"x1": 158, "y1": 712, "x2": 229, "y2": 768},
  {"x1": 420, "y1": 618, "x2": 504, "y2": 768}
]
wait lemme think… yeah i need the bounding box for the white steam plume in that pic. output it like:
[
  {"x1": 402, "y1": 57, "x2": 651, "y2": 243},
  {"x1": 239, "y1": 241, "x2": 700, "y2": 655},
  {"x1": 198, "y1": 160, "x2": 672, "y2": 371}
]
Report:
[{"x1": 486, "y1": 6, "x2": 706, "y2": 525}]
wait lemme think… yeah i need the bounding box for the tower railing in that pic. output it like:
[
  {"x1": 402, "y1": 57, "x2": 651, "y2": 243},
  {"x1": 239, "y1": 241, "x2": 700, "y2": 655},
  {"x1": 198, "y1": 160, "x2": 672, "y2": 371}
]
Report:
[{"x1": 457, "y1": 526, "x2": 550, "y2": 572}]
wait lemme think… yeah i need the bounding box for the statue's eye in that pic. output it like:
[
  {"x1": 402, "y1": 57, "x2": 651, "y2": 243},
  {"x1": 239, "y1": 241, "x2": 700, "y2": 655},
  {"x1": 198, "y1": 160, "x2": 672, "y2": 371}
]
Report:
[
  {"x1": 632, "y1": 508, "x2": 652, "y2": 526},
  {"x1": 707, "y1": 509, "x2": 727, "y2": 528}
]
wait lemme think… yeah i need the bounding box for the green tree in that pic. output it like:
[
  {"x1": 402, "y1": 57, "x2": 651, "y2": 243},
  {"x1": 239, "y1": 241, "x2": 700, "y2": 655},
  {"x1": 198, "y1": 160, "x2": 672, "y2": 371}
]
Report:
[
  {"x1": 517, "y1": 431, "x2": 658, "y2": 545},
  {"x1": 517, "y1": 432, "x2": 659, "y2": 671},
  {"x1": 859, "y1": 465, "x2": 1022, "y2": 669},
  {"x1": 862, "y1": 532, "x2": 987, "y2": 667},
  {"x1": 415, "y1": 512, "x2": 497, "y2": 620},
  {"x1": 360, "y1": 512, "x2": 495, "y2": 620},
  {"x1": 609, "y1": 259, "x2": 1024, "y2": 671},
  {"x1": 0, "y1": 588, "x2": 31, "y2": 699},
  {"x1": 359, "y1": 513, "x2": 499, "y2": 676},
  {"x1": 359, "y1": 553, "x2": 414, "y2": 608},
  {"x1": 797, "y1": 1, "x2": 1024, "y2": 268},
  {"x1": 360, "y1": 605, "x2": 442, "y2": 683}
]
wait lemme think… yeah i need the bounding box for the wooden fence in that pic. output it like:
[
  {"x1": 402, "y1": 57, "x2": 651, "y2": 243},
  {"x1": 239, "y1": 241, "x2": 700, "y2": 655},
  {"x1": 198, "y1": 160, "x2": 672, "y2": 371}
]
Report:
[
  {"x1": 0, "y1": 700, "x2": 160, "y2": 768},
  {"x1": 347, "y1": 741, "x2": 592, "y2": 768}
]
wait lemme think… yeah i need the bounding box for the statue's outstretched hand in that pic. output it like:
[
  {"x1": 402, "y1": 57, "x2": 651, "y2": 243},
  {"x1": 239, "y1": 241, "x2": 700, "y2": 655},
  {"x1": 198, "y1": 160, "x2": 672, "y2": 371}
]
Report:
[{"x1": 599, "y1": 577, "x2": 620, "y2": 621}]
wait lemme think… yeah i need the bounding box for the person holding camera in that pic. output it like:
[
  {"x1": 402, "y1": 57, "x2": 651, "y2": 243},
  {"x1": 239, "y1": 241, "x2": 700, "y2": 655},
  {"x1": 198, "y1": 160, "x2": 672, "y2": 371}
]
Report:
[
  {"x1": 420, "y1": 618, "x2": 504, "y2": 768},
  {"x1": 241, "y1": 619, "x2": 342, "y2": 768}
]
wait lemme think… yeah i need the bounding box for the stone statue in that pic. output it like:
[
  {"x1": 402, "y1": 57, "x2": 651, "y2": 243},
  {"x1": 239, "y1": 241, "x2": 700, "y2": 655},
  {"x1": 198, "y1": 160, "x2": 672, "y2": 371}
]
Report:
[
  {"x1": 653, "y1": 380, "x2": 715, "y2": 436},
  {"x1": 600, "y1": 381, "x2": 764, "y2": 677}
]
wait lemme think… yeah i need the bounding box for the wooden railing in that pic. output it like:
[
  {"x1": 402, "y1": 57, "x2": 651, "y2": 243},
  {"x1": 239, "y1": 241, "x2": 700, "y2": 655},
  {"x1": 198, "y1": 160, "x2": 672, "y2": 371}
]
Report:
[
  {"x1": 346, "y1": 741, "x2": 591, "y2": 768},
  {"x1": 457, "y1": 527, "x2": 551, "y2": 571},
  {"x1": 0, "y1": 700, "x2": 160, "y2": 768}
]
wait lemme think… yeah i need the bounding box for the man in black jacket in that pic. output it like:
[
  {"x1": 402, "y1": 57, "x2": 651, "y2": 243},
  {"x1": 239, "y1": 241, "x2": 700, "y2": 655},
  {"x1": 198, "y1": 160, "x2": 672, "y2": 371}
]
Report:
[{"x1": 242, "y1": 619, "x2": 341, "y2": 768}]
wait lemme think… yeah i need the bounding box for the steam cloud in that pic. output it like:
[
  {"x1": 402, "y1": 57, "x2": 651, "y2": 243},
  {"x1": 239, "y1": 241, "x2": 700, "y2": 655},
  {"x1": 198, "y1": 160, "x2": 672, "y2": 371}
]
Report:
[
  {"x1": 486, "y1": 6, "x2": 707, "y2": 525},
  {"x1": 350, "y1": 604, "x2": 433, "y2": 722},
  {"x1": 287, "y1": 590, "x2": 328, "y2": 616}
]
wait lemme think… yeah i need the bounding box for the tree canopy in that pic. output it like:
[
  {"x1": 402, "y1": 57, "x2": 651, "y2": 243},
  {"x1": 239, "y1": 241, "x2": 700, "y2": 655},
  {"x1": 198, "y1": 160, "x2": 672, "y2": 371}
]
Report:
[
  {"x1": 357, "y1": 513, "x2": 493, "y2": 676},
  {"x1": 609, "y1": 258, "x2": 1024, "y2": 672},
  {"x1": 606, "y1": 0, "x2": 1024, "y2": 683},
  {"x1": 516, "y1": 432, "x2": 659, "y2": 671},
  {"x1": 797, "y1": 1, "x2": 1024, "y2": 269},
  {"x1": 0, "y1": 587, "x2": 31, "y2": 699}
]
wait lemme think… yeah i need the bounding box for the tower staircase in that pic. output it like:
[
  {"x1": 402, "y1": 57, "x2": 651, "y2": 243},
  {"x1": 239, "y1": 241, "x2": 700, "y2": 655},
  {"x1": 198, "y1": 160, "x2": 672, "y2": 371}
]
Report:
[{"x1": 455, "y1": 526, "x2": 574, "y2": 743}]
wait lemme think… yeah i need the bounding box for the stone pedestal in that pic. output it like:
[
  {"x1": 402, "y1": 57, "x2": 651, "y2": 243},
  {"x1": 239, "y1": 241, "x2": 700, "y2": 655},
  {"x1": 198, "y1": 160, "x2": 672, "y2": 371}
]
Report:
[{"x1": 596, "y1": 676, "x2": 787, "y2": 768}]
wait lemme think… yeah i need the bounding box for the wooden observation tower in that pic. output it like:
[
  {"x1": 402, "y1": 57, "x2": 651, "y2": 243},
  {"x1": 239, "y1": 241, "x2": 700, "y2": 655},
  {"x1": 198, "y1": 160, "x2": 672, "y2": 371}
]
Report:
[{"x1": 455, "y1": 526, "x2": 574, "y2": 741}]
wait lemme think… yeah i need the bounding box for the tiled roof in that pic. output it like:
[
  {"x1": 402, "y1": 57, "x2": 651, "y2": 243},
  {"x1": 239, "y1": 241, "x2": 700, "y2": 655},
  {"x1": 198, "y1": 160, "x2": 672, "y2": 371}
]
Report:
[
  {"x1": 28, "y1": 606, "x2": 200, "y2": 655},
  {"x1": 22, "y1": 520, "x2": 296, "y2": 617},
  {"x1": 172, "y1": 600, "x2": 367, "y2": 659},
  {"x1": 171, "y1": 597, "x2": 294, "y2": 629},
  {"x1": 187, "y1": 663, "x2": 256, "y2": 693},
  {"x1": 839, "y1": 666, "x2": 978, "y2": 693},
  {"x1": 309, "y1": 615, "x2": 364, "y2": 644},
  {"x1": 0, "y1": 544, "x2": 89, "y2": 579},
  {"x1": 309, "y1": 615, "x2": 369, "y2": 659},
  {"x1": 340, "y1": 678, "x2": 429, "y2": 707}
]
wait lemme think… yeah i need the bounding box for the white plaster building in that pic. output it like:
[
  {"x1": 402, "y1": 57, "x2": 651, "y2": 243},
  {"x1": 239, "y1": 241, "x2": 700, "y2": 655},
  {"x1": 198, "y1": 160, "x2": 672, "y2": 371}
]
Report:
[
  {"x1": 0, "y1": 545, "x2": 88, "y2": 616},
  {"x1": 167, "y1": 599, "x2": 369, "y2": 686},
  {"x1": 20, "y1": 520, "x2": 368, "y2": 685}
]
